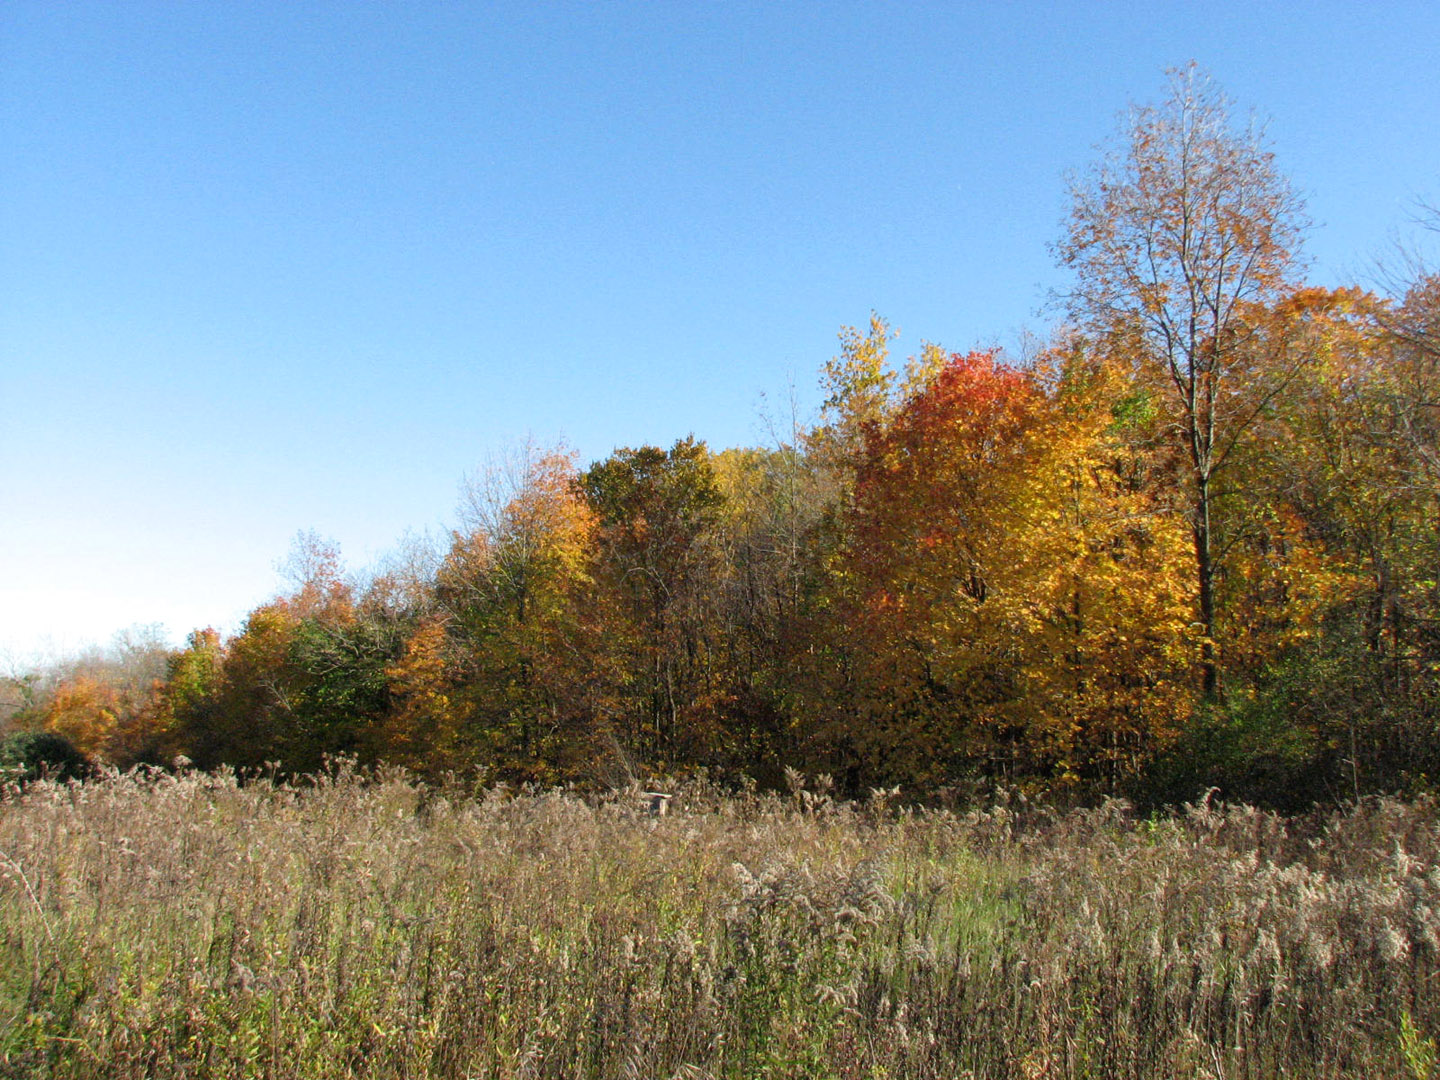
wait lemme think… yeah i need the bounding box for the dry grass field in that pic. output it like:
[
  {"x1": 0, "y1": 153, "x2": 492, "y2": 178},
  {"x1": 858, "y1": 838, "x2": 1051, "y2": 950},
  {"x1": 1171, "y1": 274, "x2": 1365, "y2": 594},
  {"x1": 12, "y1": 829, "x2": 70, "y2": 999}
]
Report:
[{"x1": 2, "y1": 764, "x2": 1439, "y2": 1078}]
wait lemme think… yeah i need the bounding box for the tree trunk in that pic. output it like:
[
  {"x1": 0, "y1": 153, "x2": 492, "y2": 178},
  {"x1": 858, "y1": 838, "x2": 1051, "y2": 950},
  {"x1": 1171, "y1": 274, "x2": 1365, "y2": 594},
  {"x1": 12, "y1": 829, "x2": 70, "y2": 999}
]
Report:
[{"x1": 1194, "y1": 479, "x2": 1220, "y2": 701}]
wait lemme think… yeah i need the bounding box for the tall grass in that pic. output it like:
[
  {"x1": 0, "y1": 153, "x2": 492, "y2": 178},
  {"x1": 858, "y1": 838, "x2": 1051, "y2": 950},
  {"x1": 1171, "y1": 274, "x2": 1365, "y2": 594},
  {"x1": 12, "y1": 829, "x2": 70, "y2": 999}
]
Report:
[{"x1": 2, "y1": 764, "x2": 1438, "y2": 1078}]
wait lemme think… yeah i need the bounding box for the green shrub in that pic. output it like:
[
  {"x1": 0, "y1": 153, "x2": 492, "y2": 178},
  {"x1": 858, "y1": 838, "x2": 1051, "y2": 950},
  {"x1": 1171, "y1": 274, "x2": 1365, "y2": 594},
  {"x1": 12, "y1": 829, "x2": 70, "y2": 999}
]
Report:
[{"x1": 0, "y1": 730, "x2": 89, "y2": 783}]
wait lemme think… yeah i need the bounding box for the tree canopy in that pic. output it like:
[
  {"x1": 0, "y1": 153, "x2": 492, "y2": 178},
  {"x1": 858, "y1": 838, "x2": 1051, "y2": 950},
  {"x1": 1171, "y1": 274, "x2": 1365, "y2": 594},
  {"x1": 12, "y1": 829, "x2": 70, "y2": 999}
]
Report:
[{"x1": 8, "y1": 68, "x2": 1438, "y2": 810}]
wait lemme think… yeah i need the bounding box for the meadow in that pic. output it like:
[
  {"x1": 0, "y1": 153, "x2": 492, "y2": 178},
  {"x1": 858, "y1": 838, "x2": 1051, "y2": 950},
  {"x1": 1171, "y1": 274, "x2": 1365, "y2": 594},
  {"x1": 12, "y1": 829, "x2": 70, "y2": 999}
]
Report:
[{"x1": 2, "y1": 765, "x2": 1439, "y2": 1079}]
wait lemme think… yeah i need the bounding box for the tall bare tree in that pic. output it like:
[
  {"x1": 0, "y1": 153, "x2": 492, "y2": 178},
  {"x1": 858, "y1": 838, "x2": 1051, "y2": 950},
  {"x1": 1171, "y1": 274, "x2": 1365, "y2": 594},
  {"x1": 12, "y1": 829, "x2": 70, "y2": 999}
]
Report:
[{"x1": 1057, "y1": 64, "x2": 1307, "y2": 698}]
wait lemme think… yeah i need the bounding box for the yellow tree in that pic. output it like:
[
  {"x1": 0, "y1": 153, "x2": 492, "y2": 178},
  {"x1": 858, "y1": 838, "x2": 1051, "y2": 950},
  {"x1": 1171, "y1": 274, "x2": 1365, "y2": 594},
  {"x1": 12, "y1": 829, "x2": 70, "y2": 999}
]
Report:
[
  {"x1": 813, "y1": 314, "x2": 897, "y2": 466},
  {"x1": 1235, "y1": 286, "x2": 1437, "y2": 791},
  {"x1": 830, "y1": 348, "x2": 1194, "y2": 791},
  {"x1": 1057, "y1": 65, "x2": 1307, "y2": 698},
  {"x1": 1214, "y1": 289, "x2": 1373, "y2": 672},
  {"x1": 1018, "y1": 350, "x2": 1197, "y2": 785}
]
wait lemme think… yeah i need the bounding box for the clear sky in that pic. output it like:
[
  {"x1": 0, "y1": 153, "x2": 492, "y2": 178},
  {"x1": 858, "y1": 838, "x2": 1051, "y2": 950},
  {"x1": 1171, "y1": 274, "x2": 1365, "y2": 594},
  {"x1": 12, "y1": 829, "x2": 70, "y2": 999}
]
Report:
[{"x1": 3, "y1": 1, "x2": 1438, "y2": 664}]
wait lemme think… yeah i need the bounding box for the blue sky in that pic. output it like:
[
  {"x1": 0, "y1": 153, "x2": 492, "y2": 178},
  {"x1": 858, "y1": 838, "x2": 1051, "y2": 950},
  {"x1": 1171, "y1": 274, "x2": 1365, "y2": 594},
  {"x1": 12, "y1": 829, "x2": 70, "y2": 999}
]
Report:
[{"x1": 3, "y1": 2, "x2": 1438, "y2": 663}]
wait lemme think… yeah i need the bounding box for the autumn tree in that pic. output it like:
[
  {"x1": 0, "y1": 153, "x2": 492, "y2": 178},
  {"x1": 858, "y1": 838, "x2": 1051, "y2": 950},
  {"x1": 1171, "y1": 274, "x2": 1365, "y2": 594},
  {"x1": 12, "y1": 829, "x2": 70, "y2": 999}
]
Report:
[
  {"x1": 1213, "y1": 292, "x2": 1372, "y2": 662},
  {"x1": 181, "y1": 602, "x2": 300, "y2": 771},
  {"x1": 579, "y1": 437, "x2": 725, "y2": 768},
  {"x1": 0, "y1": 668, "x2": 39, "y2": 732},
  {"x1": 436, "y1": 442, "x2": 606, "y2": 780},
  {"x1": 807, "y1": 314, "x2": 948, "y2": 503},
  {"x1": 660, "y1": 441, "x2": 829, "y2": 779},
  {"x1": 812, "y1": 314, "x2": 899, "y2": 471},
  {"x1": 811, "y1": 347, "x2": 1193, "y2": 791},
  {"x1": 452, "y1": 441, "x2": 596, "y2": 632},
  {"x1": 378, "y1": 615, "x2": 463, "y2": 773},
  {"x1": 31, "y1": 626, "x2": 174, "y2": 766},
  {"x1": 161, "y1": 628, "x2": 225, "y2": 762},
  {"x1": 1058, "y1": 65, "x2": 1307, "y2": 698},
  {"x1": 42, "y1": 675, "x2": 122, "y2": 760},
  {"x1": 274, "y1": 530, "x2": 355, "y2": 623},
  {"x1": 1127, "y1": 283, "x2": 1440, "y2": 805},
  {"x1": 269, "y1": 536, "x2": 414, "y2": 771},
  {"x1": 1385, "y1": 261, "x2": 1440, "y2": 485},
  {"x1": 173, "y1": 535, "x2": 409, "y2": 774},
  {"x1": 1270, "y1": 285, "x2": 1440, "y2": 793}
]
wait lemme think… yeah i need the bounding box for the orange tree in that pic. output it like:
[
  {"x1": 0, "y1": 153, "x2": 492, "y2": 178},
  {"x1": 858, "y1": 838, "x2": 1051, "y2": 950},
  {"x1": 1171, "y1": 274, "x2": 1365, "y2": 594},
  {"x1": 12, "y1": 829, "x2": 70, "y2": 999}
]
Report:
[{"x1": 807, "y1": 347, "x2": 1194, "y2": 793}]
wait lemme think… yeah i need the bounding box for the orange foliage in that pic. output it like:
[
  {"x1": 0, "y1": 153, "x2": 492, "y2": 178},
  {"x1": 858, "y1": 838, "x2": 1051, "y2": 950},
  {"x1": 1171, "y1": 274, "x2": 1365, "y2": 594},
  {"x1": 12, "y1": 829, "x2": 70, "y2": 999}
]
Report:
[
  {"x1": 379, "y1": 617, "x2": 461, "y2": 772},
  {"x1": 43, "y1": 676, "x2": 121, "y2": 759},
  {"x1": 832, "y1": 348, "x2": 1195, "y2": 789}
]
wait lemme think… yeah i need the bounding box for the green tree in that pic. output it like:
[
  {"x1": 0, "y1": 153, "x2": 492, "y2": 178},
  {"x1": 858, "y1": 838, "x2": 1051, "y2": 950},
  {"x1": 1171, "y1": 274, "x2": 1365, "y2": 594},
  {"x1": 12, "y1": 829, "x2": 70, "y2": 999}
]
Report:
[{"x1": 579, "y1": 437, "x2": 725, "y2": 768}]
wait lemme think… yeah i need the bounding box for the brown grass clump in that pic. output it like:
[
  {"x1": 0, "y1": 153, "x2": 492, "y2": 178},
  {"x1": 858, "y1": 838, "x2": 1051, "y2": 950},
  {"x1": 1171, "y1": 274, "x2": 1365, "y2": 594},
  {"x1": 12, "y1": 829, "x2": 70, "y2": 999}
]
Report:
[{"x1": 2, "y1": 766, "x2": 1439, "y2": 1078}]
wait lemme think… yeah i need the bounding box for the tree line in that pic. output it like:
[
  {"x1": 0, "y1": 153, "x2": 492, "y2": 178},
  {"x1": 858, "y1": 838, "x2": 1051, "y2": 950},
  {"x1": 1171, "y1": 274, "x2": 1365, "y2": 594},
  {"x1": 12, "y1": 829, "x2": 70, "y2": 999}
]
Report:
[{"x1": 6, "y1": 68, "x2": 1438, "y2": 808}]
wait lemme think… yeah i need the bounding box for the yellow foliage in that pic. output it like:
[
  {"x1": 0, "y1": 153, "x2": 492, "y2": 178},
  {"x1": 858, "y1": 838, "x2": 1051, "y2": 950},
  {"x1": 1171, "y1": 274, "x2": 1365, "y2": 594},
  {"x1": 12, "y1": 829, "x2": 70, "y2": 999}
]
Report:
[{"x1": 834, "y1": 347, "x2": 1196, "y2": 789}]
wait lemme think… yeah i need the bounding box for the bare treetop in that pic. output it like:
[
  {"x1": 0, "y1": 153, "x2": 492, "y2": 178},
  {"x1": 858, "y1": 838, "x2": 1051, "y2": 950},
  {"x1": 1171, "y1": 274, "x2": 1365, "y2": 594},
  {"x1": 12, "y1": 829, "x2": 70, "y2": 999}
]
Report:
[{"x1": 1058, "y1": 64, "x2": 1306, "y2": 360}]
